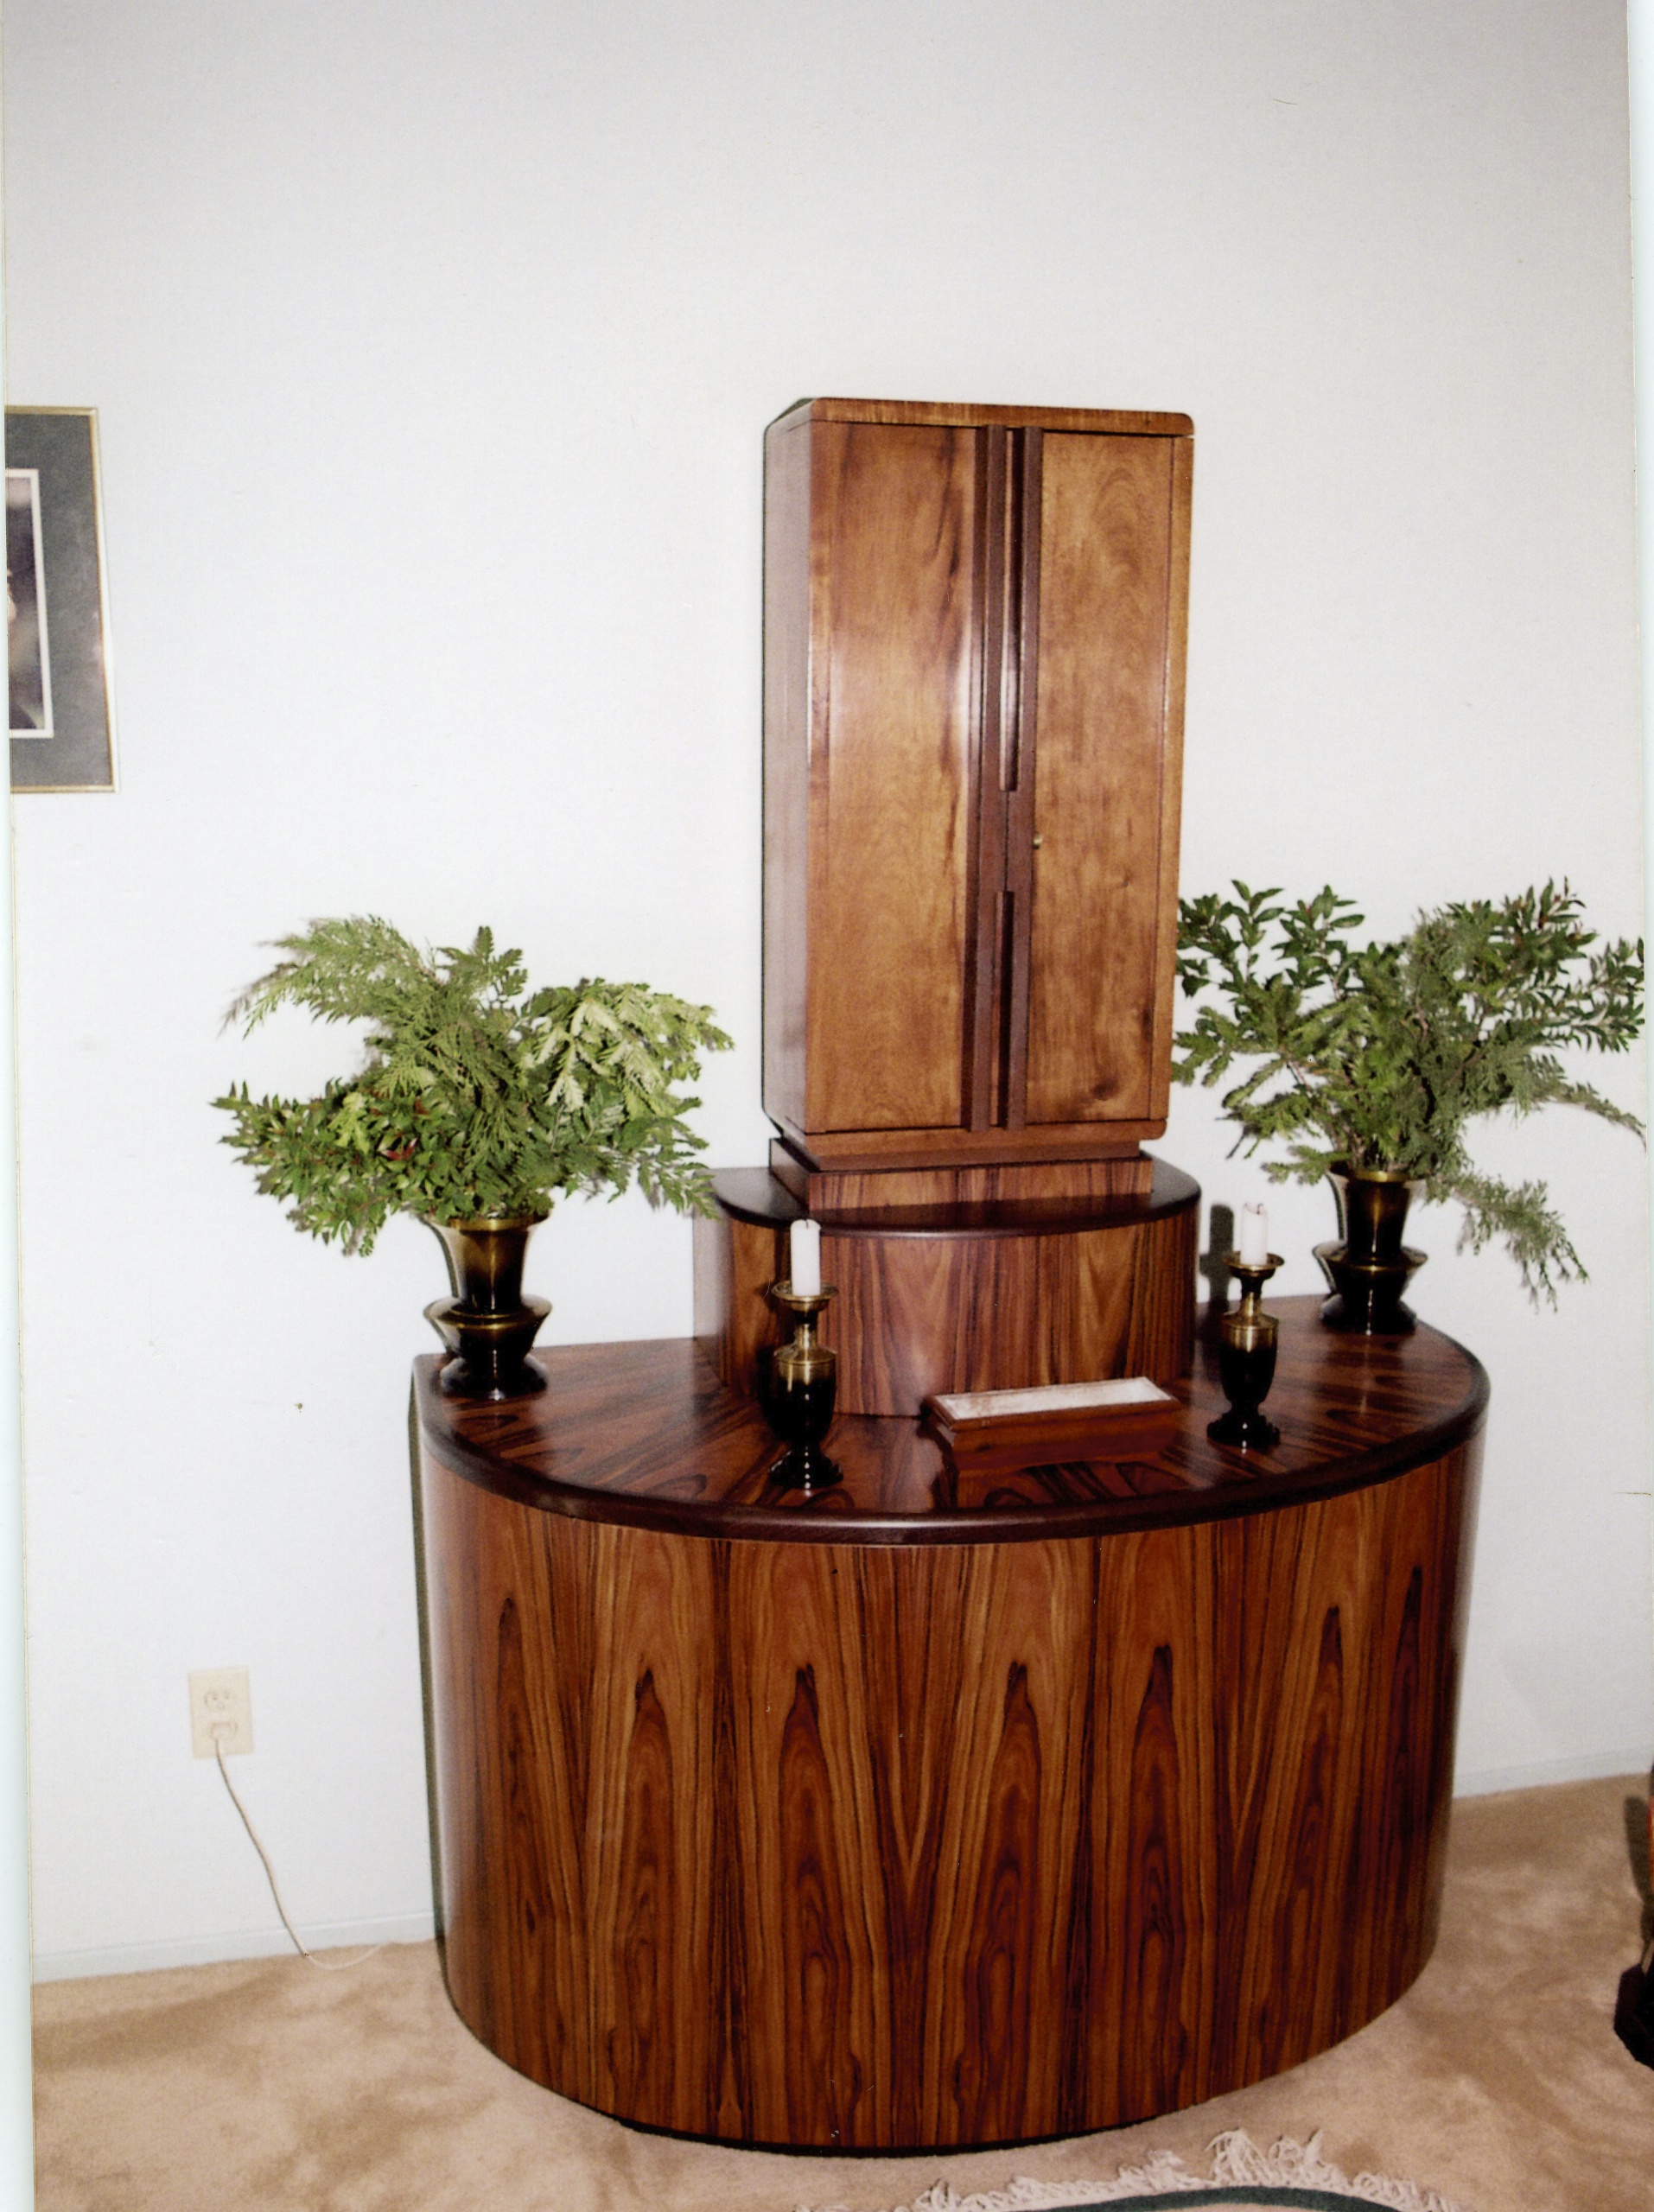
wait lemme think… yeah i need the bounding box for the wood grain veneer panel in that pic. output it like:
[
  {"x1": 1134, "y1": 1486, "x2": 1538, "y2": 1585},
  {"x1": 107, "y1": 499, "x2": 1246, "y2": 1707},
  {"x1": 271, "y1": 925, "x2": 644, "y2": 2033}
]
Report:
[
  {"x1": 805, "y1": 422, "x2": 981, "y2": 1132},
  {"x1": 419, "y1": 1428, "x2": 1479, "y2": 2147},
  {"x1": 765, "y1": 402, "x2": 1193, "y2": 1166},
  {"x1": 1026, "y1": 434, "x2": 1178, "y2": 1125},
  {"x1": 1091, "y1": 1525, "x2": 1215, "y2": 2121},
  {"x1": 705, "y1": 1199, "x2": 1195, "y2": 1413},
  {"x1": 761, "y1": 418, "x2": 812, "y2": 1130},
  {"x1": 1144, "y1": 435, "x2": 1193, "y2": 1121},
  {"x1": 1122, "y1": 1192, "x2": 1199, "y2": 1381},
  {"x1": 695, "y1": 1209, "x2": 784, "y2": 1395},
  {"x1": 422, "y1": 1478, "x2": 592, "y2": 2095},
  {"x1": 820, "y1": 1231, "x2": 1010, "y2": 1414}
]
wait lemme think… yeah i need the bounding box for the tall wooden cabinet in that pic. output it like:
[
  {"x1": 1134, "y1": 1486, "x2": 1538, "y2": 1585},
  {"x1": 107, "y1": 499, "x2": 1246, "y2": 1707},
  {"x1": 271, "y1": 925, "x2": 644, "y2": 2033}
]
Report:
[
  {"x1": 697, "y1": 396, "x2": 1199, "y2": 1414},
  {"x1": 762, "y1": 397, "x2": 1193, "y2": 1173}
]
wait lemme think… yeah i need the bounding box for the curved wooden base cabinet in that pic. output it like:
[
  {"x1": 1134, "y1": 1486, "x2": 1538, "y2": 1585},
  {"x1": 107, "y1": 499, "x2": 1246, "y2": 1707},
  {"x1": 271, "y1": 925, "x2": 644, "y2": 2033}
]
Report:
[{"x1": 416, "y1": 1301, "x2": 1485, "y2": 2152}]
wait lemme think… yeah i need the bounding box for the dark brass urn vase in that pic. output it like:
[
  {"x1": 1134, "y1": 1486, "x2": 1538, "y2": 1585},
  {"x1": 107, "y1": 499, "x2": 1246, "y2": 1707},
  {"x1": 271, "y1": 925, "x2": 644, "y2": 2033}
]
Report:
[
  {"x1": 1315, "y1": 1166, "x2": 1426, "y2": 1335},
  {"x1": 424, "y1": 1214, "x2": 550, "y2": 1399},
  {"x1": 763, "y1": 1283, "x2": 842, "y2": 1491}
]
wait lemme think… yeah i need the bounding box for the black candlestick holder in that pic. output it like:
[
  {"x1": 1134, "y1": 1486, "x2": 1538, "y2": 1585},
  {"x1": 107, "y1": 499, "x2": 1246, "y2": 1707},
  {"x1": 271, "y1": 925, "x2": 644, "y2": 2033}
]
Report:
[
  {"x1": 1209, "y1": 1253, "x2": 1283, "y2": 1450},
  {"x1": 766, "y1": 1282, "x2": 842, "y2": 1490}
]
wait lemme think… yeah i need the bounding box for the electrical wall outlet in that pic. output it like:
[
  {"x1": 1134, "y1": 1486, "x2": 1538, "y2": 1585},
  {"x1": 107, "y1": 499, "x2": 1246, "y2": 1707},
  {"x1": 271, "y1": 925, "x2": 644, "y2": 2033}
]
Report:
[{"x1": 189, "y1": 1668, "x2": 253, "y2": 1758}]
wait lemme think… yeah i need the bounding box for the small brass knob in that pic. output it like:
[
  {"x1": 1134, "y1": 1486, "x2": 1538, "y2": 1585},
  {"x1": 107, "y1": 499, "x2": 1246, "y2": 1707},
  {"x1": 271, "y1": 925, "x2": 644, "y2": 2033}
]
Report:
[{"x1": 1032, "y1": 833, "x2": 1044, "y2": 849}]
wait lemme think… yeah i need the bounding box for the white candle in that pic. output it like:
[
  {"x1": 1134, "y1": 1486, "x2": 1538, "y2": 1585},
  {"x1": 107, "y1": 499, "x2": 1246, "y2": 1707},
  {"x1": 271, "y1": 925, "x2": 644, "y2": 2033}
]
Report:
[
  {"x1": 789, "y1": 1217, "x2": 822, "y2": 1295},
  {"x1": 1238, "y1": 1202, "x2": 1269, "y2": 1266}
]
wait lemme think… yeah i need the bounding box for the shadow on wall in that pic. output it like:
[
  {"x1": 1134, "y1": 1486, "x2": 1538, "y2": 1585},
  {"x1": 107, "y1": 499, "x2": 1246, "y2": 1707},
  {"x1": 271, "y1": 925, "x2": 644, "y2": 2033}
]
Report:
[{"x1": 1199, "y1": 1202, "x2": 1236, "y2": 1319}]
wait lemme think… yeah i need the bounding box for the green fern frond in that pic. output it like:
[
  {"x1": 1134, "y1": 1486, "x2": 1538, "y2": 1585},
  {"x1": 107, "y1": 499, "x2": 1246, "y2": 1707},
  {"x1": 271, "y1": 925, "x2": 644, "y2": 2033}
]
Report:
[
  {"x1": 214, "y1": 921, "x2": 733, "y2": 1248},
  {"x1": 1174, "y1": 880, "x2": 1644, "y2": 1305}
]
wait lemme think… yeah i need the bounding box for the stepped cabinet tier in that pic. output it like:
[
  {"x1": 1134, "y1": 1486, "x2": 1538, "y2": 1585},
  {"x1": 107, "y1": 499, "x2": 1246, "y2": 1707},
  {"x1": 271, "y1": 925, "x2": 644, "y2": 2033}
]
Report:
[
  {"x1": 763, "y1": 396, "x2": 1193, "y2": 1174},
  {"x1": 696, "y1": 1161, "x2": 1199, "y2": 1418}
]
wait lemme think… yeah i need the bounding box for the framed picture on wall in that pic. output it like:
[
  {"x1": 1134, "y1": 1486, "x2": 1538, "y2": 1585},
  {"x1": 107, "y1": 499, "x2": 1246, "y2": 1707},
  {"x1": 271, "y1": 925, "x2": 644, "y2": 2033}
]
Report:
[{"x1": 7, "y1": 407, "x2": 117, "y2": 792}]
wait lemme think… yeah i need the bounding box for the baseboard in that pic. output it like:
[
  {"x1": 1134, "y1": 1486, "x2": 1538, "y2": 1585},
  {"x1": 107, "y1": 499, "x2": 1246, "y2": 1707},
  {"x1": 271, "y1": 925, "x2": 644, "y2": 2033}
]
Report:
[
  {"x1": 1454, "y1": 1745, "x2": 1652, "y2": 1798},
  {"x1": 30, "y1": 1909, "x2": 437, "y2": 1985}
]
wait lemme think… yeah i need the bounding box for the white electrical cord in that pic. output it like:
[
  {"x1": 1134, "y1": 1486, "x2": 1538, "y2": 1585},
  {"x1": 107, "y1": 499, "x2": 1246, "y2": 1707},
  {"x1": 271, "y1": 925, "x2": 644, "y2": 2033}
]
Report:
[{"x1": 211, "y1": 1725, "x2": 383, "y2": 1973}]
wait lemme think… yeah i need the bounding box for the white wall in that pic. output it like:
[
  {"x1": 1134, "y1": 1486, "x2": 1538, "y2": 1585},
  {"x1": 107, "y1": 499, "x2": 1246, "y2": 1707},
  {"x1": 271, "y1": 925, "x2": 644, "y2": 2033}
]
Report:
[{"x1": 5, "y1": 0, "x2": 1647, "y2": 1975}]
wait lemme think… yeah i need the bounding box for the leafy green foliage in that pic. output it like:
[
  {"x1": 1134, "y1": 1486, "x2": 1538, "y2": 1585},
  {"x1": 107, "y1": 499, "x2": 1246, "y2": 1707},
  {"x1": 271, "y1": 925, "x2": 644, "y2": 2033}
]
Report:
[
  {"x1": 1174, "y1": 881, "x2": 1644, "y2": 1301},
  {"x1": 214, "y1": 918, "x2": 732, "y2": 1253}
]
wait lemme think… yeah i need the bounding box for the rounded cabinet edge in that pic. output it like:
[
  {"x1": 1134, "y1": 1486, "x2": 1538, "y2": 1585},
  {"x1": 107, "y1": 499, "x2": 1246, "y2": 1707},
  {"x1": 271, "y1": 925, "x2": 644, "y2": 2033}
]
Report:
[
  {"x1": 710, "y1": 1158, "x2": 1201, "y2": 1236},
  {"x1": 413, "y1": 1327, "x2": 1489, "y2": 1551}
]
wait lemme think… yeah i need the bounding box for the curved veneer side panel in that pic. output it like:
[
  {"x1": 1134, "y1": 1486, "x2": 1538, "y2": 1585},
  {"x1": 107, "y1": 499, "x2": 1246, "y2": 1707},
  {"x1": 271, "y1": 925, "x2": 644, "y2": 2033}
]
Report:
[
  {"x1": 417, "y1": 1428, "x2": 1480, "y2": 2148},
  {"x1": 700, "y1": 1185, "x2": 1198, "y2": 1414},
  {"x1": 695, "y1": 1205, "x2": 784, "y2": 1398},
  {"x1": 1123, "y1": 1187, "x2": 1199, "y2": 1382}
]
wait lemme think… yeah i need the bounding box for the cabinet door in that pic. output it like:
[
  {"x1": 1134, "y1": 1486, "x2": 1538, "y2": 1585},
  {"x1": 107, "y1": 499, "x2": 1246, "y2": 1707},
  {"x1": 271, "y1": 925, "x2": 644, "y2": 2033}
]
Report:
[
  {"x1": 1023, "y1": 432, "x2": 1185, "y2": 1126},
  {"x1": 805, "y1": 422, "x2": 983, "y2": 1132}
]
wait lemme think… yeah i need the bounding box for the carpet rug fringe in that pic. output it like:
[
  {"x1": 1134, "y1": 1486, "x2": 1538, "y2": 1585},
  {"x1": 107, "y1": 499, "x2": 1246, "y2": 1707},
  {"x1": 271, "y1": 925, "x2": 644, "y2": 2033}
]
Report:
[{"x1": 795, "y1": 2129, "x2": 1472, "y2": 2212}]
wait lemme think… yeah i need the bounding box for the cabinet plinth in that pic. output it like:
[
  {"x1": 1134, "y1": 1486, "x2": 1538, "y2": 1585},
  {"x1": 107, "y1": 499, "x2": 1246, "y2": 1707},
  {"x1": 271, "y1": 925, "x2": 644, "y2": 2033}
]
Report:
[
  {"x1": 416, "y1": 1305, "x2": 1485, "y2": 2151},
  {"x1": 763, "y1": 396, "x2": 1192, "y2": 1173}
]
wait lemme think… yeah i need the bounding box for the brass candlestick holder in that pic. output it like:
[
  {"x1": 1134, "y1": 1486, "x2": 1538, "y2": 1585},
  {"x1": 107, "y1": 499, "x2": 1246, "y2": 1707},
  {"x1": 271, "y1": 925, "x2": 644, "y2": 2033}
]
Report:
[
  {"x1": 1209, "y1": 1254, "x2": 1282, "y2": 1450},
  {"x1": 766, "y1": 1282, "x2": 842, "y2": 1491}
]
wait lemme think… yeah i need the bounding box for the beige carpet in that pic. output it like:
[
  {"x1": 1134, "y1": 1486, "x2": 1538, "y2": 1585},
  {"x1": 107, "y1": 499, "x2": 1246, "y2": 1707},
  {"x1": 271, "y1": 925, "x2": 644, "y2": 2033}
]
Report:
[{"x1": 31, "y1": 1774, "x2": 1654, "y2": 2212}]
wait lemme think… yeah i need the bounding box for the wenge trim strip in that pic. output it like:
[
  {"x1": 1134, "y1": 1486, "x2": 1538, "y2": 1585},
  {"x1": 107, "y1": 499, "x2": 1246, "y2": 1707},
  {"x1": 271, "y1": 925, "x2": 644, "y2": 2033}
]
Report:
[
  {"x1": 1002, "y1": 427, "x2": 1041, "y2": 1129},
  {"x1": 965, "y1": 427, "x2": 1007, "y2": 1130}
]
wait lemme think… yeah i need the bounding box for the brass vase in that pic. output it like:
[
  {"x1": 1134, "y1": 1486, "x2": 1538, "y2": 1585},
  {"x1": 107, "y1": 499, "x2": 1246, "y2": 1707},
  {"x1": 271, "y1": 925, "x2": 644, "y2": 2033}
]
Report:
[
  {"x1": 1209, "y1": 1255, "x2": 1282, "y2": 1449},
  {"x1": 424, "y1": 1214, "x2": 550, "y2": 1399},
  {"x1": 765, "y1": 1283, "x2": 842, "y2": 1490},
  {"x1": 1315, "y1": 1166, "x2": 1426, "y2": 1335}
]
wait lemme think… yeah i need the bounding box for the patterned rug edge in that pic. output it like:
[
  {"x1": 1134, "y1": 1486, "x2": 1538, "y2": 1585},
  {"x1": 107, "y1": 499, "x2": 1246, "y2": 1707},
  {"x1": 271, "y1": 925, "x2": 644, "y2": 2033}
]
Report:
[{"x1": 793, "y1": 2130, "x2": 1471, "y2": 2212}]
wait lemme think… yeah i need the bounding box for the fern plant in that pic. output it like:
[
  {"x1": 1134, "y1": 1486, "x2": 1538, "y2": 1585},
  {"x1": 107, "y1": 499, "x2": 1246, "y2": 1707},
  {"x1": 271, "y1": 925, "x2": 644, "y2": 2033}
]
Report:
[
  {"x1": 1174, "y1": 881, "x2": 1644, "y2": 1301},
  {"x1": 215, "y1": 918, "x2": 732, "y2": 1253}
]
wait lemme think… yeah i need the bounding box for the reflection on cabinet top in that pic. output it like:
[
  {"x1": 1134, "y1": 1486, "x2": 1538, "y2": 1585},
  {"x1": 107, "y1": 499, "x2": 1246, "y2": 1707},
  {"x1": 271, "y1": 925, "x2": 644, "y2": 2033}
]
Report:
[
  {"x1": 417, "y1": 1302, "x2": 1487, "y2": 1550},
  {"x1": 768, "y1": 396, "x2": 1194, "y2": 437}
]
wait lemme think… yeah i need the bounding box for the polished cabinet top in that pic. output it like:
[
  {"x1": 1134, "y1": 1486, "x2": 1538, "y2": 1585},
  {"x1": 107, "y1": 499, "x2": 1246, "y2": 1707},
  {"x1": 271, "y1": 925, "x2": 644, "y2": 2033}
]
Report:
[{"x1": 416, "y1": 1298, "x2": 1486, "y2": 1548}]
